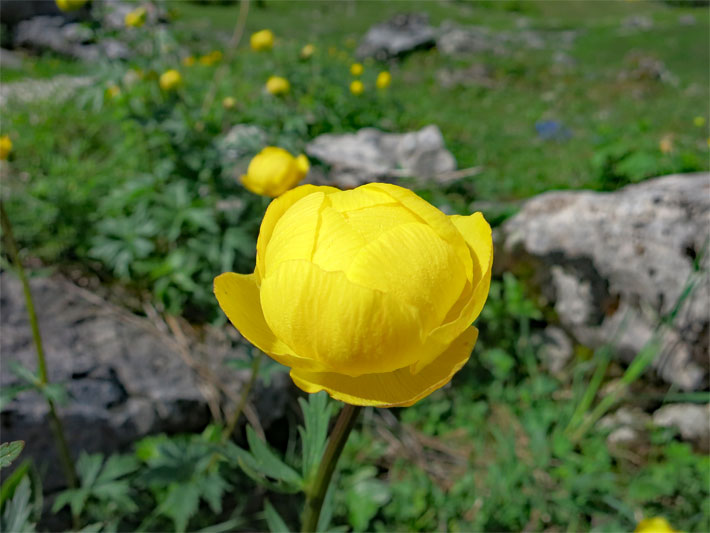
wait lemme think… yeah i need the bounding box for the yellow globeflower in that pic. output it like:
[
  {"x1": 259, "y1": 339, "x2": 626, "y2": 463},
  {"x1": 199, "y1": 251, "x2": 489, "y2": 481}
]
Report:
[
  {"x1": 350, "y1": 62, "x2": 364, "y2": 76},
  {"x1": 199, "y1": 50, "x2": 222, "y2": 66},
  {"x1": 214, "y1": 183, "x2": 493, "y2": 407},
  {"x1": 159, "y1": 69, "x2": 182, "y2": 91},
  {"x1": 350, "y1": 80, "x2": 364, "y2": 95},
  {"x1": 0, "y1": 135, "x2": 12, "y2": 160},
  {"x1": 693, "y1": 116, "x2": 706, "y2": 127},
  {"x1": 250, "y1": 29, "x2": 274, "y2": 52},
  {"x1": 240, "y1": 147, "x2": 309, "y2": 197},
  {"x1": 124, "y1": 6, "x2": 147, "y2": 28},
  {"x1": 222, "y1": 96, "x2": 236, "y2": 109},
  {"x1": 182, "y1": 55, "x2": 195, "y2": 67},
  {"x1": 376, "y1": 71, "x2": 392, "y2": 89},
  {"x1": 55, "y1": 0, "x2": 87, "y2": 12},
  {"x1": 634, "y1": 517, "x2": 677, "y2": 533},
  {"x1": 300, "y1": 44, "x2": 315, "y2": 60},
  {"x1": 266, "y1": 76, "x2": 290, "y2": 96},
  {"x1": 106, "y1": 84, "x2": 121, "y2": 99}
]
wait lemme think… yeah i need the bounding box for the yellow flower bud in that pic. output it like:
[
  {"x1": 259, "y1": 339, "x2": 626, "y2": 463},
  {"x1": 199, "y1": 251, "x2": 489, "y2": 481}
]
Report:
[
  {"x1": 300, "y1": 44, "x2": 315, "y2": 60},
  {"x1": 159, "y1": 69, "x2": 181, "y2": 91},
  {"x1": 350, "y1": 80, "x2": 364, "y2": 95},
  {"x1": 182, "y1": 55, "x2": 195, "y2": 67},
  {"x1": 55, "y1": 0, "x2": 87, "y2": 12},
  {"x1": 250, "y1": 29, "x2": 274, "y2": 52},
  {"x1": 0, "y1": 135, "x2": 12, "y2": 160},
  {"x1": 376, "y1": 71, "x2": 392, "y2": 89},
  {"x1": 350, "y1": 62, "x2": 364, "y2": 76},
  {"x1": 124, "y1": 6, "x2": 147, "y2": 28},
  {"x1": 265, "y1": 76, "x2": 290, "y2": 96},
  {"x1": 106, "y1": 84, "x2": 121, "y2": 99},
  {"x1": 214, "y1": 183, "x2": 493, "y2": 407},
  {"x1": 693, "y1": 116, "x2": 706, "y2": 127},
  {"x1": 240, "y1": 147, "x2": 308, "y2": 198},
  {"x1": 634, "y1": 517, "x2": 677, "y2": 533},
  {"x1": 222, "y1": 96, "x2": 236, "y2": 109},
  {"x1": 199, "y1": 50, "x2": 222, "y2": 66}
]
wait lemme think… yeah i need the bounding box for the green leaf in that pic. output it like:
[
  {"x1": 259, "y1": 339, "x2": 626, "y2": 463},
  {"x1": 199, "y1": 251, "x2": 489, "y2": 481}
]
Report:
[
  {"x1": 0, "y1": 441, "x2": 25, "y2": 468},
  {"x1": 298, "y1": 392, "x2": 332, "y2": 483},
  {"x1": 345, "y1": 469, "x2": 391, "y2": 532},
  {"x1": 160, "y1": 483, "x2": 201, "y2": 533},
  {"x1": 77, "y1": 453, "x2": 105, "y2": 488},
  {"x1": 245, "y1": 427, "x2": 302, "y2": 487},
  {"x1": 8, "y1": 363, "x2": 40, "y2": 388},
  {"x1": 0, "y1": 384, "x2": 31, "y2": 411},
  {"x1": 52, "y1": 487, "x2": 90, "y2": 517},
  {"x1": 195, "y1": 472, "x2": 229, "y2": 514},
  {"x1": 1, "y1": 477, "x2": 35, "y2": 533},
  {"x1": 41, "y1": 383, "x2": 70, "y2": 406},
  {"x1": 95, "y1": 455, "x2": 139, "y2": 484},
  {"x1": 263, "y1": 499, "x2": 290, "y2": 533}
]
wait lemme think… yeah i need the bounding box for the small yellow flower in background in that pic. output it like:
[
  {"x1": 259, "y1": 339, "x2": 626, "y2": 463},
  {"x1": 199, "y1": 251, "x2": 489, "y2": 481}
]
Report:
[
  {"x1": 240, "y1": 147, "x2": 309, "y2": 197},
  {"x1": 328, "y1": 46, "x2": 337, "y2": 57},
  {"x1": 182, "y1": 55, "x2": 195, "y2": 67},
  {"x1": 0, "y1": 135, "x2": 12, "y2": 160},
  {"x1": 266, "y1": 76, "x2": 290, "y2": 96},
  {"x1": 634, "y1": 517, "x2": 677, "y2": 533},
  {"x1": 345, "y1": 37, "x2": 357, "y2": 49},
  {"x1": 222, "y1": 96, "x2": 236, "y2": 109},
  {"x1": 214, "y1": 183, "x2": 493, "y2": 407},
  {"x1": 376, "y1": 71, "x2": 392, "y2": 89},
  {"x1": 350, "y1": 62, "x2": 363, "y2": 76},
  {"x1": 300, "y1": 44, "x2": 315, "y2": 60},
  {"x1": 199, "y1": 50, "x2": 222, "y2": 66},
  {"x1": 693, "y1": 116, "x2": 706, "y2": 127},
  {"x1": 350, "y1": 80, "x2": 364, "y2": 95},
  {"x1": 55, "y1": 0, "x2": 87, "y2": 12},
  {"x1": 659, "y1": 134, "x2": 673, "y2": 154},
  {"x1": 250, "y1": 29, "x2": 274, "y2": 52},
  {"x1": 106, "y1": 84, "x2": 121, "y2": 99},
  {"x1": 159, "y1": 69, "x2": 182, "y2": 91},
  {"x1": 124, "y1": 6, "x2": 147, "y2": 28}
]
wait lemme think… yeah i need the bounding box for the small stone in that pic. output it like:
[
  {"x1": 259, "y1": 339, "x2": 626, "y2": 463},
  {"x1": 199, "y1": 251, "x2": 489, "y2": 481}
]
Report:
[
  {"x1": 356, "y1": 13, "x2": 436, "y2": 60},
  {"x1": 653, "y1": 403, "x2": 710, "y2": 452}
]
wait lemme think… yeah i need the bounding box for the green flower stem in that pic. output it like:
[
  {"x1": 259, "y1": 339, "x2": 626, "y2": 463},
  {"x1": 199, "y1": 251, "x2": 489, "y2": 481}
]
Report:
[
  {"x1": 302, "y1": 403, "x2": 362, "y2": 533},
  {"x1": 0, "y1": 202, "x2": 79, "y2": 490}
]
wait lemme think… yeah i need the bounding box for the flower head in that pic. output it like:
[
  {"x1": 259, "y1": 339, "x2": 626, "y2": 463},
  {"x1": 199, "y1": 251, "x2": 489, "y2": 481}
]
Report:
[
  {"x1": 350, "y1": 80, "x2": 364, "y2": 95},
  {"x1": 182, "y1": 55, "x2": 196, "y2": 67},
  {"x1": 214, "y1": 183, "x2": 493, "y2": 407},
  {"x1": 376, "y1": 71, "x2": 392, "y2": 89},
  {"x1": 124, "y1": 6, "x2": 147, "y2": 28},
  {"x1": 300, "y1": 44, "x2": 315, "y2": 60},
  {"x1": 694, "y1": 116, "x2": 706, "y2": 127},
  {"x1": 350, "y1": 62, "x2": 364, "y2": 76},
  {"x1": 55, "y1": 0, "x2": 87, "y2": 12},
  {"x1": 0, "y1": 135, "x2": 12, "y2": 160},
  {"x1": 241, "y1": 147, "x2": 309, "y2": 197},
  {"x1": 106, "y1": 84, "x2": 121, "y2": 99},
  {"x1": 266, "y1": 76, "x2": 290, "y2": 96},
  {"x1": 634, "y1": 517, "x2": 677, "y2": 533},
  {"x1": 199, "y1": 50, "x2": 222, "y2": 66},
  {"x1": 222, "y1": 96, "x2": 237, "y2": 109},
  {"x1": 159, "y1": 69, "x2": 182, "y2": 91},
  {"x1": 250, "y1": 29, "x2": 275, "y2": 52}
]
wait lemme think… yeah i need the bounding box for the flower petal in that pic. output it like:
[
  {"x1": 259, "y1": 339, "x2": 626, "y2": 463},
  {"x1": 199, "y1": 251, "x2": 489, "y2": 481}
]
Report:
[
  {"x1": 260, "y1": 259, "x2": 423, "y2": 376},
  {"x1": 290, "y1": 326, "x2": 479, "y2": 407},
  {"x1": 449, "y1": 212, "x2": 492, "y2": 287},
  {"x1": 214, "y1": 272, "x2": 325, "y2": 371}
]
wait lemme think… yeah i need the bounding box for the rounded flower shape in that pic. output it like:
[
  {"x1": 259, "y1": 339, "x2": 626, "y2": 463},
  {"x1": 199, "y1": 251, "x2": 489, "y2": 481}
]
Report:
[
  {"x1": 694, "y1": 116, "x2": 706, "y2": 127},
  {"x1": 55, "y1": 0, "x2": 87, "y2": 12},
  {"x1": 0, "y1": 135, "x2": 12, "y2": 160},
  {"x1": 214, "y1": 183, "x2": 493, "y2": 407},
  {"x1": 222, "y1": 96, "x2": 236, "y2": 109},
  {"x1": 241, "y1": 147, "x2": 309, "y2": 198},
  {"x1": 300, "y1": 44, "x2": 315, "y2": 60},
  {"x1": 159, "y1": 69, "x2": 181, "y2": 91},
  {"x1": 634, "y1": 517, "x2": 677, "y2": 533},
  {"x1": 199, "y1": 50, "x2": 222, "y2": 66},
  {"x1": 250, "y1": 29, "x2": 275, "y2": 52},
  {"x1": 376, "y1": 71, "x2": 392, "y2": 89},
  {"x1": 182, "y1": 55, "x2": 196, "y2": 67},
  {"x1": 266, "y1": 76, "x2": 290, "y2": 96},
  {"x1": 350, "y1": 80, "x2": 364, "y2": 96},
  {"x1": 124, "y1": 6, "x2": 147, "y2": 28},
  {"x1": 350, "y1": 62, "x2": 364, "y2": 76}
]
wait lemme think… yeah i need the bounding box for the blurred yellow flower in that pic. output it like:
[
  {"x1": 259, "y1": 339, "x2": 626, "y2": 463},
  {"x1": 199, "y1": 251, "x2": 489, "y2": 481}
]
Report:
[
  {"x1": 55, "y1": 0, "x2": 87, "y2": 12},
  {"x1": 0, "y1": 135, "x2": 12, "y2": 160},
  {"x1": 199, "y1": 50, "x2": 222, "y2": 66},
  {"x1": 214, "y1": 183, "x2": 493, "y2": 407},
  {"x1": 693, "y1": 116, "x2": 706, "y2": 127},
  {"x1": 300, "y1": 43, "x2": 315, "y2": 60},
  {"x1": 250, "y1": 29, "x2": 274, "y2": 52},
  {"x1": 328, "y1": 46, "x2": 337, "y2": 57},
  {"x1": 376, "y1": 71, "x2": 392, "y2": 89},
  {"x1": 182, "y1": 55, "x2": 195, "y2": 67},
  {"x1": 350, "y1": 62, "x2": 363, "y2": 76},
  {"x1": 124, "y1": 6, "x2": 147, "y2": 28},
  {"x1": 350, "y1": 80, "x2": 364, "y2": 95},
  {"x1": 106, "y1": 84, "x2": 121, "y2": 99},
  {"x1": 159, "y1": 69, "x2": 182, "y2": 91},
  {"x1": 266, "y1": 76, "x2": 290, "y2": 96},
  {"x1": 222, "y1": 96, "x2": 236, "y2": 109},
  {"x1": 240, "y1": 147, "x2": 309, "y2": 197},
  {"x1": 659, "y1": 134, "x2": 673, "y2": 154},
  {"x1": 634, "y1": 517, "x2": 677, "y2": 533}
]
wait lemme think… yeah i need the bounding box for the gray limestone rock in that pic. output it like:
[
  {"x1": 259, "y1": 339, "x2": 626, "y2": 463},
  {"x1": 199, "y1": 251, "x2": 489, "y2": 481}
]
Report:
[
  {"x1": 356, "y1": 13, "x2": 435, "y2": 60},
  {"x1": 499, "y1": 173, "x2": 710, "y2": 390},
  {"x1": 653, "y1": 403, "x2": 710, "y2": 452}
]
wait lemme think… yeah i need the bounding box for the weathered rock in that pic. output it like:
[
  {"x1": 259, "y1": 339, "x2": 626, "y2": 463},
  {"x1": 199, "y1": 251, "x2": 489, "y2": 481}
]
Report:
[
  {"x1": 652, "y1": 403, "x2": 710, "y2": 452},
  {"x1": 305, "y1": 125, "x2": 456, "y2": 188},
  {"x1": 499, "y1": 173, "x2": 710, "y2": 390},
  {"x1": 0, "y1": 75, "x2": 92, "y2": 107},
  {"x1": 436, "y1": 63, "x2": 497, "y2": 89},
  {"x1": 533, "y1": 326, "x2": 574, "y2": 373},
  {"x1": 0, "y1": 273, "x2": 289, "y2": 491},
  {"x1": 599, "y1": 407, "x2": 651, "y2": 448},
  {"x1": 356, "y1": 13, "x2": 435, "y2": 60},
  {"x1": 0, "y1": 48, "x2": 24, "y2": 70}
]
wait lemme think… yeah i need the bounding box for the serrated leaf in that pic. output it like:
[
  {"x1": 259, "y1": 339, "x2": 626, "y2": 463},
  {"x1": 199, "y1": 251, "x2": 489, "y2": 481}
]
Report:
[
  {"x1": 160, "y1": 483, "x2": 201, "y2": 533},
  {"x1": 9, "y1": 363, "x2": 40, "y2": 388},
  {"x1": 95, "y1": 455, "x2": 139, "y2": 484},
  {"x1": 0, "y1": 384, "x2": 31, "y2": 411},
  {"x1": 77, "y1": 453, "x2": 105, "y2": 488},
  {"x1": 1, "y1": 477, "x2": 35, "y2": 533},
  {"x1": 263, "y1": 499, "x2": 290, "y2": 533},
  {"x1": 245, "y1": 427, "x2": 302, "y2": 487},
  {"x1": 299, "y1": 392, "x2": 332, "y2": 482},
  {"x1": 0, "y1": 441, "x2": 25, "y2": 468},
  {"x1": 195, "y1": 472, "x2": 229, "y2": 514}
]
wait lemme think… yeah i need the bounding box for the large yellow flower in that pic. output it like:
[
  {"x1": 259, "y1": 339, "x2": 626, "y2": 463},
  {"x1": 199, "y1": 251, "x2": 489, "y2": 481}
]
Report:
[
  {"x1": 0, "y1": 135, "x2": 12, "y2": 160},
  {"x1": 250, "y1": 29, "x2": 275, "y2": 52},
  {"x1": 265, "y1": 76, "x2": 290, "y2": 96},
  {"x1": 241, "y1": 147, "x2": 309, "y2": 197},
  {"x1": 159, "y1": 69, "x2": 181, "y2": 91},
  {"x1": 634, "y1": 517, "x2": 677, "y2": 533},
  {"x1": 55, "y1": 0, "x2": 87, "y2": 12},
  {"x1": 214, "y1": 183, "x2": 493, "y2": 407}
]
